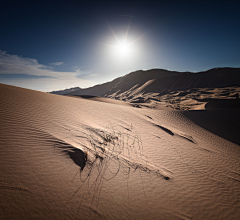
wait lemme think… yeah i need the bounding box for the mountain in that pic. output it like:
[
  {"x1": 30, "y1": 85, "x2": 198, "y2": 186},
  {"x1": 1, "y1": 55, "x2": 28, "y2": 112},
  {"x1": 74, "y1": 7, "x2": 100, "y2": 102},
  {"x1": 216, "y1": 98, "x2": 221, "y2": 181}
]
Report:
[
  {"x1": 67, "y1": 68, "x2": 240, "y2": 98},
  {"x1": 63, "y1": 67, "x2": 240, "y2": 110},
  {"x1": 66, "y1": 68, "x2": 182, "y2": 97}
]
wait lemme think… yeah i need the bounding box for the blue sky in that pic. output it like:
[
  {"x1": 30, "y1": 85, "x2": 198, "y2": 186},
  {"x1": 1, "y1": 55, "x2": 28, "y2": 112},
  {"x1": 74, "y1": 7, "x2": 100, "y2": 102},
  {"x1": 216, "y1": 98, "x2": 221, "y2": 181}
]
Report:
[{"x1": 0, "y1": 0, "x2": 239, "y2": 92}]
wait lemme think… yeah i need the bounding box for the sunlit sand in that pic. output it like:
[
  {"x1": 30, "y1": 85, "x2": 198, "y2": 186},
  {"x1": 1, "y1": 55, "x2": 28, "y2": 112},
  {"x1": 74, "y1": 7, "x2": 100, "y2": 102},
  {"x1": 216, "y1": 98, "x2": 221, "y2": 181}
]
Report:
[{"x1": 1, "y1": 67, "x2": 240, "y2": 219}]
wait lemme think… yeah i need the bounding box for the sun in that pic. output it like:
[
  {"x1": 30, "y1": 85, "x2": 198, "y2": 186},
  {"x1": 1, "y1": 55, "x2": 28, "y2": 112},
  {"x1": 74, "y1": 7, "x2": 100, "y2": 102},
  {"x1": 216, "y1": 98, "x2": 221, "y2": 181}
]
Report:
[
  {"x1": 114, "y1": 41, "x2": 133, "y2": 59},
  {"x1": 114, "y1": 41, "x2": 133, "y2": 58},
  {"x1": 105, "y1": 20, "x2": 139, "y2": 62}
]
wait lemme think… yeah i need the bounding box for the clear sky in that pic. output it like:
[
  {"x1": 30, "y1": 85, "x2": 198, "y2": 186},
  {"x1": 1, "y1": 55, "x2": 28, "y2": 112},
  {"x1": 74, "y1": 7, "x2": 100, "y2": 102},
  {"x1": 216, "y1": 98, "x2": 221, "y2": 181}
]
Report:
[{"x1": 0, "y1": 0, "x2": 239, "y2": 92}]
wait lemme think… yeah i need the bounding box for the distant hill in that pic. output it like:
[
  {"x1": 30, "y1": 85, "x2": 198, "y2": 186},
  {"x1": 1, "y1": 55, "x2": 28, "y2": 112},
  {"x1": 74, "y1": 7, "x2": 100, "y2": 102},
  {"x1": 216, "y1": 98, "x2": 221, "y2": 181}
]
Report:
[
  {"x1": 67, "y1": 68, "x2": 240, "y2": 100},
  {"x1": 66, "y1": 69, "x2": 185, "y2": 97},
  {"x1": 50, "y1": 87, "x2": 81, "y2": 95}
]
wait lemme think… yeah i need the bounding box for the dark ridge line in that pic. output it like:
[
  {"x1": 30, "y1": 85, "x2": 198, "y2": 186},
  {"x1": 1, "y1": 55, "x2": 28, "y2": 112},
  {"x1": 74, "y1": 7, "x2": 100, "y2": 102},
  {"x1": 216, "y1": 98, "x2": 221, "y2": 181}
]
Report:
[
  {"x1": 175, "y1": 134, "x2": 196, "y2": 144},
  {"x1": 154, "y1": 124, "x2": 174, "y2": 136},
  {"x1": 154, "y1": 124, "x2": 196, "y2": 143},
  {"x1": 0, "y1": 185, "x2": 29, "y2": 192}
]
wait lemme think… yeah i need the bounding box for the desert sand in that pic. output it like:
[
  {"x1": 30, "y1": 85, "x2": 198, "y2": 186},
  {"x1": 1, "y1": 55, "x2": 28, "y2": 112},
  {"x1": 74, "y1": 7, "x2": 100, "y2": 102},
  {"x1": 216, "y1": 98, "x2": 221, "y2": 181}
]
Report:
[{"x1": 1, "y1": 70, "x2": 240, "y2": 220}]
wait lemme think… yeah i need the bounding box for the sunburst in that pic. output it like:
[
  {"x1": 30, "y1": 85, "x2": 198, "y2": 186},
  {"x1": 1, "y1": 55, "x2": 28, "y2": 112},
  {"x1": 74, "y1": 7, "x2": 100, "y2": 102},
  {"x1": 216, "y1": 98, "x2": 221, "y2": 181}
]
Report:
[
  {"x1": 114, "y1": 41, "x2": 133, "y2": 58},
  {"x1": 106, "y1": 17, "x2": 139, "y2": 62}
]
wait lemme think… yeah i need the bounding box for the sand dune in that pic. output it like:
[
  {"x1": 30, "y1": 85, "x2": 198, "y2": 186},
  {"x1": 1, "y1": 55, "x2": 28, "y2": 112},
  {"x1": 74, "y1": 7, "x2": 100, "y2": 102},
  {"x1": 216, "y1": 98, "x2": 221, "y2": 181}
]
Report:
[
  {"x1": 67, "y1": 68, "x2": 240, "y2": 111},
  {"x1": 1, "y1": 82, "x2": 240, "y2": 219},
  {"x1": 68, "y1": 68, "x2": 240, "y2": 97},
  {"x1": 68, "y1": 69, "x2": 181, "y2": 97}
]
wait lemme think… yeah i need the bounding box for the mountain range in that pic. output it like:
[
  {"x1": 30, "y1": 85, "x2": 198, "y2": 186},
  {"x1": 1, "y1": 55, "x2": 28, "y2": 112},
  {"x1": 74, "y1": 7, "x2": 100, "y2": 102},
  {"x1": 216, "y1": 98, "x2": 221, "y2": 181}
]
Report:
[{"x1": 51, "y1": 67, "x2": 240, "y2": 110}]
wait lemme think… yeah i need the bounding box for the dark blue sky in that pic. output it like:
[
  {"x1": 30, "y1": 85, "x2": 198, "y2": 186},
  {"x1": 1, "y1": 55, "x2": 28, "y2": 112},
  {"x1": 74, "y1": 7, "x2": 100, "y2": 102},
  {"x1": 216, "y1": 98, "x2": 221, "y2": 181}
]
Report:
[{"x1": 0, "y1": 0, "x2": 239, "y2": 91}]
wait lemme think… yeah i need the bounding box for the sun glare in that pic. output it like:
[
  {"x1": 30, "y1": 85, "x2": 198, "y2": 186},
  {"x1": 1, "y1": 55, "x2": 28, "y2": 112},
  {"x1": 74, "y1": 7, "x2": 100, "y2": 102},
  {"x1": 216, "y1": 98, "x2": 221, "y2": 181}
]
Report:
[
  {"x1": 105, "y1": 20, "x2": 140, "y2": 63},
  {"x1": 115, "y1": 42, "x2": 132, "y2": 57}
]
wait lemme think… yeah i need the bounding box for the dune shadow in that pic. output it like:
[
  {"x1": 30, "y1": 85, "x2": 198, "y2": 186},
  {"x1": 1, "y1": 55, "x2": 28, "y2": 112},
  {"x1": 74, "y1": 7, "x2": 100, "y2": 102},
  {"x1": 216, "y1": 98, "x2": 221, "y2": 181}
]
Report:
[
  {"x1": 154, "y1": 124, "x2": 196, "y2": 143},
  {"x1": 77, "y1": 95, "x2": 97, "y2": 99},
  {"x1": 67, "y1": 95, "x2": 97, "y2": 99},
  {"x1": 175, "y1": 134, "x2": 196, "y2": 143},
  {"x1": 205, "y1": 99, "x2": 240, "y2": 109},
  {"x1": 64, "y1": 148, "x2": 87, "y2": 170},
  {"x1": 154, "y1": 124, "x2": 174, "y2": 136},
  {"x1": 53, "y1": 140, "x2": 87, "y2": 170},
  {"x1": 183, "y1": 109, "x2": 240, "y2": 146}
]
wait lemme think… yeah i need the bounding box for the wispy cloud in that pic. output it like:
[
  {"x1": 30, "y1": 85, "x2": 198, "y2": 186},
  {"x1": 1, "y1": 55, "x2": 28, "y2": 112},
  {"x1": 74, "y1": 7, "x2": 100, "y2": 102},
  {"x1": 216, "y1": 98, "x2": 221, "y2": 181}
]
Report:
[
  {"x1": 50, "y1": 61, "x2": 63, "y2": 66},
  {"x1": 0, "y1": 50, "x2": 97, "y2": 92},
  {"x1": 0, "y1": 73, "x2": 53, "y2": 79},
  {"x1": 0, "y1": 50, "x2": 72, "y2": 78}
]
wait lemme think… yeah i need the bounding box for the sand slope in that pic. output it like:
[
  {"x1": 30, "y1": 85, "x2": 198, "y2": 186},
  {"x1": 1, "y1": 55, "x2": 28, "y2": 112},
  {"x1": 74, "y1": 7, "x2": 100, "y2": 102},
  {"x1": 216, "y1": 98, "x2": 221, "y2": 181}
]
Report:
[{"x1": 1, "y1": 83, "x2": 240, "y2": 219}]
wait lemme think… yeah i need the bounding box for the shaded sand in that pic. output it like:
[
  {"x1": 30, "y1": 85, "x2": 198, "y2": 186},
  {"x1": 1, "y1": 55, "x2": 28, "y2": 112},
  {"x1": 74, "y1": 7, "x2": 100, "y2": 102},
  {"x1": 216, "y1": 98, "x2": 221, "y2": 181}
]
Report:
[
  {"x1": 1, "y1": 83, "x2": 240, "y2": 219},
  {"x1": 205, "y1": 99, "x2": 240, "y2": 109}
]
